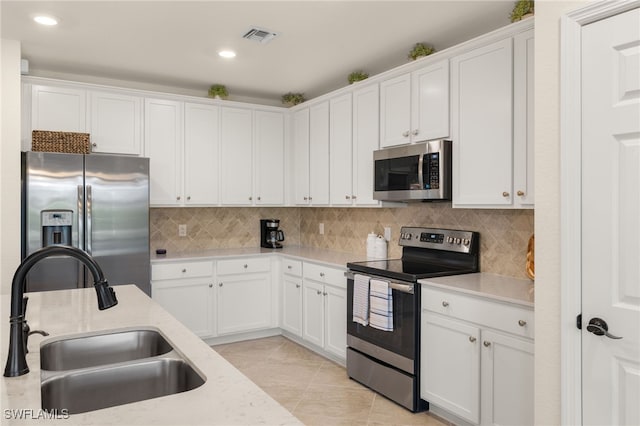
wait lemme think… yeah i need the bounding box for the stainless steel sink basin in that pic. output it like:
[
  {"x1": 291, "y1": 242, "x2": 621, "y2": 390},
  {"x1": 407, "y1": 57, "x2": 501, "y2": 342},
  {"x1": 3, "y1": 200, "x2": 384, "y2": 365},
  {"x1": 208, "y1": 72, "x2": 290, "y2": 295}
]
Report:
[
  {"x1": 40, "y1": 328, "x2": 173, "y2": 371},
  {"x1": 39, "y1": 328, "x2": 206, "y2": 414},
  {"x1": 41, "y1": 358, "x2": 205, "y2": 414}
]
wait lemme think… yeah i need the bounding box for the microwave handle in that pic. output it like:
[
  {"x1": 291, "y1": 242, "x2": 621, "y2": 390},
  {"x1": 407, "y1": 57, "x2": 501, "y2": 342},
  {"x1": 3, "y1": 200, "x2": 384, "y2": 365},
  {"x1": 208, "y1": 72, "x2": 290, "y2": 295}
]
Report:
[{"x1": 418, "y1": 154, "x2": 424, "y2": 190}]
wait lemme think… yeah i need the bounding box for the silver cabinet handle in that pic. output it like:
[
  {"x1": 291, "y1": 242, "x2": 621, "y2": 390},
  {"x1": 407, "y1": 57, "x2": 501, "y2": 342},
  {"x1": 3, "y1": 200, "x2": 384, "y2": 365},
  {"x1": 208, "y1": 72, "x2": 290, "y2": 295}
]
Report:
[
  {"x1": 320, "y1": 272, "x2": 325, "y2": 277},
  {"x1": 316, "y1": 290, "x2": 322, "y2": 295},
  {"x1": 309, "y1": 196, "x2": 313, "y2": 201},
  {"x1": 92, "y1": 142, "x2": 97, "y2": 147},
  {"x1": 304, "y1": 197, "x2": 308, "y2": 201},
  {"x1": 176, "y1": 196, "x2": 181, "y2": 201},
  {"x1": 287, "y1": 265, "x2": 293, "y2": 269},
  {"x1": 412, "y1": 129, "x2": 419, "y2": 136},
  {"x1": 323, "y1": 292, "x2": 327, "y2": 296},
  {"x1": 402, "y1": 131, "x2": 410, "y2": 137},
  {"x1": 243, "y1": 264, "x2": 248, "y2": 269},
  {"x1": 442, "y1": 301, "x2": 449, "y2": 307},
  {"x1": 345, "y1": 195, "x2": 351, "y2": 200},
  {"x1": 182, "y1": 269, "x2": 186, "y2": 273},
  {"x1": 352, "y1": 195, "x2": 357, "y2": 199},
  {"x1": 186, "y1": 196, "x2": 191, "y2": 201},
  {"x1": 296, "y1": 284, "x2": 300, "y2": 288},
  {"x1": 219, "y1": 283, "x2": 223, "y2": 287},
  {"x1": 257, "y1": 196, "x2": 261, "y2": 201},
  {"x1": 469, "y1": 336, "x2": 476, "y2": 343},
  {"x1": 518, "y1": 320, "x2": 527, "y2": 327},
  {"x1": 249, "y1": 196, "x2": 252, "y2": 201},
  {"x1": 209, "y1": 284, "x2": 213, "y2": 288},
  {"x1": 483, "y1": 341, "x2": 491, "y2": 347}
]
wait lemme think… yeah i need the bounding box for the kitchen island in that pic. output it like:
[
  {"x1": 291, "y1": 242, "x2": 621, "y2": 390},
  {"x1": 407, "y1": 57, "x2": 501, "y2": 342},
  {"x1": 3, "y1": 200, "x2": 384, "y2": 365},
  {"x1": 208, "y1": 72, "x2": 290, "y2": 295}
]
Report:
[{"x1": 0, "y1": 285, "x2": 302, "y2": 425}]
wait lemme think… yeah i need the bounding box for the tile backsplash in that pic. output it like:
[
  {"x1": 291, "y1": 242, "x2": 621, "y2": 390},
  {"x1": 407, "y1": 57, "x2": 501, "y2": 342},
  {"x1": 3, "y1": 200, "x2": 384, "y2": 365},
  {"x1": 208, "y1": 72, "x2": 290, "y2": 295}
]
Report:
[{"x1": 151, "y1": 204, "x2": 534, "y2": 279}]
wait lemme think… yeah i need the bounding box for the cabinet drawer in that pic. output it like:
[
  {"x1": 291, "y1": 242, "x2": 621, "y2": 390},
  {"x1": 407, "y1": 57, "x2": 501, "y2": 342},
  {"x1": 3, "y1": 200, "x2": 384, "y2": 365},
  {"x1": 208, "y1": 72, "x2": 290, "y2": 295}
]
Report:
[
  {"x1": 152, "y1": 261, "x2": 213, "y2": 280},
  {"x1": 422, "y1": 286, "x2": 534, "y2": 339},
  {"x1": 217, "y1": 257, "x2": 271, "y2": 275},
  {"x1": 303, "y1": 262, "x2": 346, "y2": 288},
  {"x1": 282, "y1": 258, "x2": 302, "y2": 277}
]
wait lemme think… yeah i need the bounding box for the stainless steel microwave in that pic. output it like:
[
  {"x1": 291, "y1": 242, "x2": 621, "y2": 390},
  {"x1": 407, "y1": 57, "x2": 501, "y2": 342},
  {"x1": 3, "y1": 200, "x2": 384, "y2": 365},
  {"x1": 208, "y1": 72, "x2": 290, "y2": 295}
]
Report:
[{"x1": 373, "y1": 140, "x2": 452, "y2": 202}]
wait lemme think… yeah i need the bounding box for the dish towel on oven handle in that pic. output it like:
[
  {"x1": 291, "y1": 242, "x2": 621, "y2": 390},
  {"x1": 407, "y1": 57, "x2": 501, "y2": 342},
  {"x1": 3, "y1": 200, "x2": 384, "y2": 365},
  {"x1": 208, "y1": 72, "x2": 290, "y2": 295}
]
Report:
[
  {"x1": 352, "y1": 274, "x2": 370, "y2": 326},
  {"x1": 369, "y1": 279, "x2": 393, "y2": 332}
]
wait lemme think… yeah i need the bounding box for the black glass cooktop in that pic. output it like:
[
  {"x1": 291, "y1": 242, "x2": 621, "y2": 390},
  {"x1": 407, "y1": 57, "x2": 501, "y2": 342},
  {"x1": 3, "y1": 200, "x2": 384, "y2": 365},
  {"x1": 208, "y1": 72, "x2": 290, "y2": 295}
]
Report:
[{"x1": 347, "y1": 258, "x2": 475, "y2": 282}]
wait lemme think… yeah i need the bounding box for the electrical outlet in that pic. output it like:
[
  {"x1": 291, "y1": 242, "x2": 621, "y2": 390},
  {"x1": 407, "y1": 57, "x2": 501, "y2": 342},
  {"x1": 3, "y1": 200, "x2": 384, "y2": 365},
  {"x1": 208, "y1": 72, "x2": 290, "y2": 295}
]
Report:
[
  {"x1": 319, "y1": 223, "x2": 324, "y2": 235},
  {"x1": 384, "y1": 227, "x2": 392, "y2": 241},
  {"x1": 178, "y1": 224, "x2": 187, "y2": 237}
]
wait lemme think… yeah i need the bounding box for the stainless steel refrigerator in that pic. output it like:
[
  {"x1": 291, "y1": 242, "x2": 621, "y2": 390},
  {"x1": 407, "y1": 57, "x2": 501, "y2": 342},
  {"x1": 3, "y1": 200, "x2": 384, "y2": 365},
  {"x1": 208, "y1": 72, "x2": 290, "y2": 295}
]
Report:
[{"x1": 21, "y1": 151, "x2": 150, "y2": 295}]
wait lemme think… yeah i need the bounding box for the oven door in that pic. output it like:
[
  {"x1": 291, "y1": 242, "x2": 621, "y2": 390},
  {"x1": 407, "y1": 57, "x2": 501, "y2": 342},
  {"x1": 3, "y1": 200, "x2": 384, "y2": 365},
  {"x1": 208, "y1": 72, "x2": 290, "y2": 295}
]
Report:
[{"x1": 346, "y1": 272, "x2": 419, "y2": 373}]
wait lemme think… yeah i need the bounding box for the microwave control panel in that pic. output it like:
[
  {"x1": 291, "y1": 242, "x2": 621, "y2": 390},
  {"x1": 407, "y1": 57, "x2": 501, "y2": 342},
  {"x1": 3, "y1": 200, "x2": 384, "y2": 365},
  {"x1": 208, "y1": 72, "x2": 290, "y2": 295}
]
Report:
[{"x1": 424, "y1": 153, "x2": 440, "y2": 189}]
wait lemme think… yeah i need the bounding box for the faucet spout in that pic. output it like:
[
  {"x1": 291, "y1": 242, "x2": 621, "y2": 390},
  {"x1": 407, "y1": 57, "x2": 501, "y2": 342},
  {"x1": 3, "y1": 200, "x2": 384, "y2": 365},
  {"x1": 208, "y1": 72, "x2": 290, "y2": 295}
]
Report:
[{"x1": 3, "y1": 246, "x2": 118, "y2": 377}]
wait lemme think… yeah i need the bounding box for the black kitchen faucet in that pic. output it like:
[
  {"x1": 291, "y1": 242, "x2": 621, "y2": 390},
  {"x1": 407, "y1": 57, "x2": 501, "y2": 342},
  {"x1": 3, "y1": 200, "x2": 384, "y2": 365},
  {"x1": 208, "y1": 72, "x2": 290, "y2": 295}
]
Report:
[{"x1": 3, "y1": 246, "x2": 118, "y2": 377}]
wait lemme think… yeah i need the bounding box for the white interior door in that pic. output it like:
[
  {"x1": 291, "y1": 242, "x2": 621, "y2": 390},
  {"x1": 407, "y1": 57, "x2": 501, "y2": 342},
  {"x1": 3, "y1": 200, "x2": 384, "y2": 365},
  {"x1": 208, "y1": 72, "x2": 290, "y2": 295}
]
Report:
[{"x1": 581, "y1": 8, "x2": 640, "y2": 426}]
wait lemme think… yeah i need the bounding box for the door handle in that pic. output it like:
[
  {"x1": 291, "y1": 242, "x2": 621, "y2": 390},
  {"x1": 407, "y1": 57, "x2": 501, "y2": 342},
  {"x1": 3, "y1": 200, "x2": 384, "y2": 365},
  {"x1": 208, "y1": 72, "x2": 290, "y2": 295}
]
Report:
[
  {"x1": 586, "y1": 317, "x2": 623, "y2": 339},
  {"x1": 86, "y1": 185, "x2": 93, "y2": 255}
]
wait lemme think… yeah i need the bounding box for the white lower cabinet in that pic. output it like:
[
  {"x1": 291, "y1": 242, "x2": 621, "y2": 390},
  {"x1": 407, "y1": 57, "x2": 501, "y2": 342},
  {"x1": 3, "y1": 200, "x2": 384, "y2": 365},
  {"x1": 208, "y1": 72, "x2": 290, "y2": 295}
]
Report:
[
  {"x1": 151, "y1": 260, "x2": 215, "y2": 338},
  {"x1": 302, "y1": 262, "x2": 347, "y2": 359},
  {"x1": 281, "y1": 259, "x2": 303, "y2": 336},
  {"x1": 216, "y1": 257, "x2": 273, "y2": 335},
  {"x1": 420, "y1": 285, "x2": 534, "y2": 425}
]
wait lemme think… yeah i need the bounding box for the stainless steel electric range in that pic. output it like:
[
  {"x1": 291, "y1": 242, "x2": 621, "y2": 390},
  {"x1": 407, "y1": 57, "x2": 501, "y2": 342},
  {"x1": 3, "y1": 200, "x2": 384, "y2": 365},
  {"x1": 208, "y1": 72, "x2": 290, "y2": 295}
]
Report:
[{"x1": 346, "y1": 226, "x2": 480, "y2": 412}]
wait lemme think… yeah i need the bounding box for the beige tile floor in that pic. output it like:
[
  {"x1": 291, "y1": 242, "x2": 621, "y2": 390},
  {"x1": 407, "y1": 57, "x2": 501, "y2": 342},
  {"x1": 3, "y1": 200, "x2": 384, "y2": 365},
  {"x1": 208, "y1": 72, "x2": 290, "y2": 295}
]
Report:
[{"x1": 212, "y1": 336, "x2": 451, "y2": 426}]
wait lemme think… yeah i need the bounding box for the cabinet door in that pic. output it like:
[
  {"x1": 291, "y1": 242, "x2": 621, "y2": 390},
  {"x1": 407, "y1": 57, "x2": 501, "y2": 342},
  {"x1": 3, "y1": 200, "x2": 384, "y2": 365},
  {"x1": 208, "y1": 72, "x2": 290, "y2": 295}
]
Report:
[
  {"x1": 513, "y1": 30, "x2": 535, "y2": 208},
  {"x1": 309, "y1": 102, "x2": 330, "y2": 205},
  {"x1": 152, "y1": 279, "x2": 214, "y2": 338},
  {"x1": 145, "y1": 98, "x2": 183, "y2": 206},
  {"x1": 31, "y1": 85, "x2": 86, "y2": 133},
  {"x1": 352, "y1": 84, "x2": 380, "y2": 206},
  {"x1": 217, "y1": 274, "x2": 271, "y2": 335},
  {"x1": 324, "y1": 284, "x2": 347, "y2": 359},
  {"x1": 184, "y1": 102, "x2": 219, "y2": 205},
  {"x1": 281, "y1": 274, "x2": 303, "y2": 336},
  {"x1": 452, "y1": 38, "x2": 513, "y2": 207},
  {"x1": 421, "y1": 312, "x2": 480, "y2": 424},
  {"x1": 89, "y1": 90, "x2": 142, "y2": 155},
  {"x1": 254, "y1": 110, "x2": 285, "y2": 205},
  {"x1": 411, "y1": 60, "x2": 449, "y2": 142},
  {"x1": 380, "y1": 73, "x2": 411, "y2": 147},
  {"x1": 302, "y1": 279, "x2": 325, "y2": 348},
  {"x1": 220, "y1": 107, "x2": 253, "y2": 205},
  {"x1": 329, "y1": 94, "x2": 353, "y2": 205},
  {"x1": 292, "y1": 108, "x2": 310, "y2": 205},
  {"x1": 481, "y1": 330, "x2": 534, "y2": 426}
]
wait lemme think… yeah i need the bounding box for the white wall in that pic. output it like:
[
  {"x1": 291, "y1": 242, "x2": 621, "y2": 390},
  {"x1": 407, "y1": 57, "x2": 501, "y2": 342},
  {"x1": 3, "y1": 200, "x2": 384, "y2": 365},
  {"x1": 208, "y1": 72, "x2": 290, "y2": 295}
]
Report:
[
  {"x1": 0, "y1": 39, "x2": 22, "y2": 295},
  {"x1": 534, "y1": 2, "x2": 588, "y2": 424}
]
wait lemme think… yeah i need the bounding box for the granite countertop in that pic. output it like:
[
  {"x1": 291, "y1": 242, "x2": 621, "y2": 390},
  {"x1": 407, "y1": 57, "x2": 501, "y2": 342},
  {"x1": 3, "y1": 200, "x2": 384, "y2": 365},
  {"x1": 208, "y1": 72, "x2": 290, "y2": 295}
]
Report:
[
  {"x1": 0, "y1": 285, "x2": 302, "y2": 425},
  {"x1": 419, "y1": 273, "x2": 535, "y2": 308},
  {"x1": 151, "y1": 245, "x2": 365, "y2": 270}
]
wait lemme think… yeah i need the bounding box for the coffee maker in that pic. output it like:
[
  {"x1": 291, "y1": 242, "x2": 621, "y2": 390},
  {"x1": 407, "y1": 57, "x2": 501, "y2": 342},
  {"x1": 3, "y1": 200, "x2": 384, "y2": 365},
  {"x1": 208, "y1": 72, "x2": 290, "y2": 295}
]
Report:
[{"x1": 260, "y1": 219, "x2": 285, "y2": 249}]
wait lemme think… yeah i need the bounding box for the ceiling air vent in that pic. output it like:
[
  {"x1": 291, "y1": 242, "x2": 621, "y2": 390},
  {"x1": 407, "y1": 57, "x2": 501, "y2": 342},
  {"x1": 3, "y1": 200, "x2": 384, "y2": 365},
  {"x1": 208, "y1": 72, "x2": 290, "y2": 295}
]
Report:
[{"x1": 242, "y1": 27, "x2": 279, "y2": 44}]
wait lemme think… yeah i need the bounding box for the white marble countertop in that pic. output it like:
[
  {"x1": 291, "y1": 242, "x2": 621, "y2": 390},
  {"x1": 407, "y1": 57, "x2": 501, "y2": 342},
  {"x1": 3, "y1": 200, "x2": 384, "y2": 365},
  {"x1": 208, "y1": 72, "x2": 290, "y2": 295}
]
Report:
[
  {"x1": 151, "y1": 245, "x2": 364, "y2": 270},
  {"x1": 0, "y1": 285, "x2": 302, "y2": 425},
  {"x1": 419, "y1": 273, "x2": 535, "y2": 308}
]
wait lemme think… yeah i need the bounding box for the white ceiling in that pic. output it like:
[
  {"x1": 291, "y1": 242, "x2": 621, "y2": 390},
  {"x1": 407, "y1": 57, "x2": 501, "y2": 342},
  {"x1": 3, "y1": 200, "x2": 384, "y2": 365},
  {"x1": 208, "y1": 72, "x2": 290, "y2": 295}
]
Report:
[{"x1": 1, "y1": 1, "x2": 515, "y2": 105}]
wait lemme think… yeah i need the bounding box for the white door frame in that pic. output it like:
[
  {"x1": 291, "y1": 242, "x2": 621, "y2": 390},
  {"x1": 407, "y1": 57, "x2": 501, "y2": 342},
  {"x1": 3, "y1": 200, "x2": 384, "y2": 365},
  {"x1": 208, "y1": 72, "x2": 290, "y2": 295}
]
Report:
[{"x1": 560, "y1": 1, "x2": 640, "y2": 424}]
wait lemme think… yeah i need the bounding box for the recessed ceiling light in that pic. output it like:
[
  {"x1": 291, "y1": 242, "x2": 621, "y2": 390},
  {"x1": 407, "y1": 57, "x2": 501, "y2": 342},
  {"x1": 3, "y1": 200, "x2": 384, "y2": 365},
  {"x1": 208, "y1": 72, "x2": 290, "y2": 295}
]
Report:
[
  {"x1": 218, "y1": 50, "x2": 236, "y2": 59},
  {"x1": 34, "y1": 15, "x2": 58, "y2": 26}
]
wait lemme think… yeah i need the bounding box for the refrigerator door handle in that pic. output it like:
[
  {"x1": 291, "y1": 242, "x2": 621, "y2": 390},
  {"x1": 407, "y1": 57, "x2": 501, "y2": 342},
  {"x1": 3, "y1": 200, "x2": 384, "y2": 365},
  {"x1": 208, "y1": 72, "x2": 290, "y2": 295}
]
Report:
[
  {"x1": 77, "y1": 185, "x2": 84, "y2": 250},
  {"x1": 86, "y1": 184, "x2": 93, "y2": 255}
]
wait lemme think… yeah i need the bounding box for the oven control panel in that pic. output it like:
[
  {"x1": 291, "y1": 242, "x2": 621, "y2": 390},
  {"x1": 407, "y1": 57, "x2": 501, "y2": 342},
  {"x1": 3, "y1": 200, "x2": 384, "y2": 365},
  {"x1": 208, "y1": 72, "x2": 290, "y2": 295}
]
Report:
[{"x1": 398, "y1": 227, "x2": 477, "y2": 253}]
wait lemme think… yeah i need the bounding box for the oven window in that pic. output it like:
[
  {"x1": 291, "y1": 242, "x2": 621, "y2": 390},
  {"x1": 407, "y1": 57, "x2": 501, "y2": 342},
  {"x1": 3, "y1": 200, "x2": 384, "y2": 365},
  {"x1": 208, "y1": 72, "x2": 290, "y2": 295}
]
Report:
[
  {"x1": 347, "y1": 279, "x2": 417, "y2": 360},
  {"x1": 375, "y1": 155, "x2": 420, "y2": 191}
]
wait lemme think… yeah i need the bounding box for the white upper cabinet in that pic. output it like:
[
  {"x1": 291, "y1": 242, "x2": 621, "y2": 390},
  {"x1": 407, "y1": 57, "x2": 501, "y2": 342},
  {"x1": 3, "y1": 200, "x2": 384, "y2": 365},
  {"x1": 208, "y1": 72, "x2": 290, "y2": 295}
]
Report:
[
  {"x1": 380, "y1": 60, "x2": 449, "y2": 148},
  {"x1": 254, "y1": 110, "x2": 285, "y2": 205},
  {"x1": 144, "y1": 98, "x2": 183, "y2": 206},
  {"x1": 352, "y1": 84, "x2": 380, "y2": 206},
  {"x1": 380, "y1": 74, "x2": 412, "y2": 147},
  {"x1": 329, "y1": 93, "x2": 353, "y2": 205},
  {"x1": 31, "y1": 84, "x2": 86, "y2": 133},
  {"x1": 452, "y1": 38, "x2": 514, "y2": 207},
  {"x1": 89, "y1": 90, "x2": 143, "y2": 155},
  {"x1": 292, "y1": 108, "x2": 310, "y2": 205},
  {"x1": 513, "y1": 29, "x2": 534, "y2": 208},
  {"x1": 220, "y1": 106, "x2": 253, "y2": 205},
  {"x1": 308, "y1": 101, "x2": 330, "y2": 205},
  {"x1": 184, "y1": 102, "x2": 220, "y2": 205},
  {"x1": 411, "y1": 60, "x2": 449, "y2": 143}
]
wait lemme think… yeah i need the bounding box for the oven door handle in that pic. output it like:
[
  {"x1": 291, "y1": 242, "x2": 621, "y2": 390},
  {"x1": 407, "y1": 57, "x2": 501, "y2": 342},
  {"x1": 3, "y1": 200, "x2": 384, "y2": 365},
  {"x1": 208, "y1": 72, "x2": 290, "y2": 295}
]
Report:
[{"x1": 346, "y1": 272, "x2": 415, "y2": 294}]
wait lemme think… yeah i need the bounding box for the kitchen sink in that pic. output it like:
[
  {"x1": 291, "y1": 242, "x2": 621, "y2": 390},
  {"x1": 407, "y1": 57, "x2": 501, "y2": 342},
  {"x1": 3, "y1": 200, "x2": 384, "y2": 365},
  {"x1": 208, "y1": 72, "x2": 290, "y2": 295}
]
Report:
[
  {"x1": 39, "y1": 328, "x2": 206, "y2": 414},
  {"x1": 41, "y1": 357, "x2": 205, "y2": 414},
  {"x1": 40, "y1": 328, "x2": 173, "y2": 371}
]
